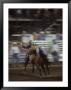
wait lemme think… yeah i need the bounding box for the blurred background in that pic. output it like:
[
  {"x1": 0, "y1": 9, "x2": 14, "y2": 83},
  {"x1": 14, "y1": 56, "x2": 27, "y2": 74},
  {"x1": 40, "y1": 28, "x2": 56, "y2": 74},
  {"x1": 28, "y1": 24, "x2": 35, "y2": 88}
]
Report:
[
  {"x1": 9, "y1": 9, "x2": 62, "y2": 81},
  {"x1": 9, "y1": 9, "x2": 62, "y2": 63}
]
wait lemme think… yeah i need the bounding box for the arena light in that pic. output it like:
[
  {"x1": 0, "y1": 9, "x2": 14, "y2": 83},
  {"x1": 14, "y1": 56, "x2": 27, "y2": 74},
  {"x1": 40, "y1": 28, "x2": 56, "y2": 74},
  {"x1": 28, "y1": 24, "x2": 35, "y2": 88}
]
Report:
[{"x1": 16, "y1": 9, "x2": 22, "y2": 14}]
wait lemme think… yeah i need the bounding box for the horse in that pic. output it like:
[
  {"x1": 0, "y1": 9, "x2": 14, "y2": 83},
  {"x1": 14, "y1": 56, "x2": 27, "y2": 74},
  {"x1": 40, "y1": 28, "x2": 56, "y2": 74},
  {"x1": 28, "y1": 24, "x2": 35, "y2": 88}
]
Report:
[{"x1": 24, "y1": 47, "x2": 50, "y2": 76}]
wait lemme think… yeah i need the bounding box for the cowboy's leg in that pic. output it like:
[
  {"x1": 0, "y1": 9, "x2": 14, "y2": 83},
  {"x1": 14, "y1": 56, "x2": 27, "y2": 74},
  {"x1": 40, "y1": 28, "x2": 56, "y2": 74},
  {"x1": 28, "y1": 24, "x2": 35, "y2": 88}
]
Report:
[
  {"x1": 13, "y1": 53, "x2": 18, "y2": 67},
  {"x1": 55, "y1": 51, "x2": 60, "y2": 61},
  {"x1": 52, "y1": 51, "x2": 56, "y2": 62},
  {"x1": 15, "y1": 53, "x2": 20, "y2": 64}
]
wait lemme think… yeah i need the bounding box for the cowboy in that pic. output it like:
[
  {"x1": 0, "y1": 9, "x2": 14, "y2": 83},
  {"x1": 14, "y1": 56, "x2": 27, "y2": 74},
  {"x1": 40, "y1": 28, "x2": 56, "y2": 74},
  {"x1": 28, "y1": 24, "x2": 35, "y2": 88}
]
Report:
[
  {"x1": 51, "y1": 40, "x2": 59, "y2": 62},
  {"x1": 10, "y1": 42, "x2": 20, "y2": 64}
]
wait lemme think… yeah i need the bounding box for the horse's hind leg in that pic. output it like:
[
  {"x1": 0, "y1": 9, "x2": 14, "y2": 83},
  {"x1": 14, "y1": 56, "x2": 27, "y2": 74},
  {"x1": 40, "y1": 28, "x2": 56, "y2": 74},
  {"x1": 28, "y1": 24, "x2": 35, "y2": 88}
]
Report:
[
  {"x1": 44, "y1": 58, "x2": 50, "y2": 75},
  {"x1": 41, "y1": 64, "x2": 47, "y2": 76},
  {"x1": 45, "y1": 64, "x2": 50, "y2": 75},
  {"x1": 36, "y1": 64, "x2": 41, "y2": 76}
]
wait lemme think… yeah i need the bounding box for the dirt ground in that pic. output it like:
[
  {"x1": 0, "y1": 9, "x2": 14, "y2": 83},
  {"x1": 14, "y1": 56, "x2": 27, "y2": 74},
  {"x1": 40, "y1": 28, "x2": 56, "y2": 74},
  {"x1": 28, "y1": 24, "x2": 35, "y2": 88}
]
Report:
[{"x1": 9, "y1": 61, "x2": 62, "y2": 81}]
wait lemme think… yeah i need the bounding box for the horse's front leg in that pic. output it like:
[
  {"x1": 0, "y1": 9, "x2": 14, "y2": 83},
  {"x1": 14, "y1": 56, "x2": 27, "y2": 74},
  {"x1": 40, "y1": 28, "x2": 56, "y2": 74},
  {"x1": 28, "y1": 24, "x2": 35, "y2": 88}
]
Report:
[
  {"x1": 24, "y1": 55, "x2": 29, "y2": 71},
  {"x1": 44, "y1": 58, "x2": 50, "y2": 75},
  {"x1": 41, "y1": 64, "x2": 47, "y2": 76},
  {"x1": 46, "y1": 64, "x2": 50, "y2": 75},
  {"x1": 24, "y1": 60, "x2": 28, "y2": 71},
  {"x1": 24, "y1": 63, "x2": 27, "y2": 71},
  {"x1": 32, "y1": 63, "x2": 35, "y2": 73}
]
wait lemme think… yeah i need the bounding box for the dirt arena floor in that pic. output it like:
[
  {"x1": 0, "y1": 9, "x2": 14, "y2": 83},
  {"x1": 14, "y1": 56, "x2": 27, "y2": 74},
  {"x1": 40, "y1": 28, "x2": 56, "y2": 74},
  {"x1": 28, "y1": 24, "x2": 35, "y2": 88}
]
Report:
[{"x1": 9, "y1": 61, "x2": 62, "y2": 81}]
